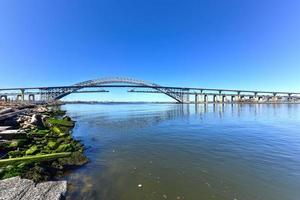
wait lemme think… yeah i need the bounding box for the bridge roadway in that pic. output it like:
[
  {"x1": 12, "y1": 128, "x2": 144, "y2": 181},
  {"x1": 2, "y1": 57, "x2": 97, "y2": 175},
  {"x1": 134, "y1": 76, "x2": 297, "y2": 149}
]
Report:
[
  {"x1": 1, "y1": 84, "x2": 300, "y2": 95},
  {"x1": 0, "y1": 77, "x2": 299, "y2": 103}
]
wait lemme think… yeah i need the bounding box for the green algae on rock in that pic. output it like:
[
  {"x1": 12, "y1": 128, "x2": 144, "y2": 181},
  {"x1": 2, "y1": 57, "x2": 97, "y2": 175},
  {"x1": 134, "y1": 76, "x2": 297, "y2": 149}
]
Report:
[
  {"x1": 0, "y1": 153, "x2": 71, "y2": 168},
  {"x1": 0, "y1": 106, "x2": 88, "y2": 182}
]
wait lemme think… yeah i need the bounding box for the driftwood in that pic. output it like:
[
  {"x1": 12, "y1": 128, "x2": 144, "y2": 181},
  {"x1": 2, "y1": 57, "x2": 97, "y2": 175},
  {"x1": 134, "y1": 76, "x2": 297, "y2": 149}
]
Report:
[
  {"x1": 0, "y1": 129, "x2": 26, "y2": 140},
  {"x1": 0, "y1": 109, "x2": 29, "y2": 121},
  {"x1": 0, "y1": 126, "x2": 11, "y2": 131},
  {"x1": 0, "y1": 108, "x2": 14, "y2": 115}
]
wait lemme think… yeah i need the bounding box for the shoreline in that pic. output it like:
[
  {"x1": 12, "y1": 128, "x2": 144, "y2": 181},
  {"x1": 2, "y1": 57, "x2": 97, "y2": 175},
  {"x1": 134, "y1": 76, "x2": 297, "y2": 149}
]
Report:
[{"x1": 0, "y1": 101, "x2": 88, "y2": 199}]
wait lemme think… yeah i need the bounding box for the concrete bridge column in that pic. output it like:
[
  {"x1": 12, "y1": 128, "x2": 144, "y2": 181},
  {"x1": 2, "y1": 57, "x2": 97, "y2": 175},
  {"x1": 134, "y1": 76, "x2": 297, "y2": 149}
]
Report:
[
  {"x1": 199, "y1": 94, "x2": 204, "y2": 103},
  {"x1": 218, "y1": 91, "x2": 223, "y2": 103},
  {"x1": 271, "y1": 93, "x2": 278, "y2": 102},
  {"x1": 16, "y1": 94, "x2": 22, "y2": 101},
  {"x1": 266, "y1": 96, "x2": 272, "y2": 102},
  {"x1": 272, "y1": 96, "x2": 278, "y2": 102},
  {"x1": 258, "y1": 96, "x2": 263, "y2": 102},
  {"x1": 194, "y1": 94, "x2": 198, "y2": 104},
  {"x1": 0, "y1": 95, "x2": 7, "y2": 102},
  {"x1": 204, "y1": 94, "x2": 208, "y2": 103},
  {"x1": 221, "y1": 95, "x2": 226, "y2": 103},
  {"x1": 231, "y1": 95, "x2": 235, "y2": 102},
  {"x1": 213, "y1": 95, "x2": 217, "y2": 103},
  {"x1": 218, "y1": 95, "x2": 225, "y2": 103},
  {"x1": 235, "y1": 95, "x2": 240, "y2": 102},
  {"x1": 287, "y1": 94, "x2": 292, "y2": 102},
  {"x1": 240, "y1": 96, "x2": 245, "y2": 102},
  {"x1": 253, "y1": 92, "x2": 259, "y2": 102},
  {"x1": 249, "y1": 96, "x2": 253, "y2": 101},
  {"x1": 20, "y1": 89, "x2": 25, "y2": 101},
  {"x1": 29, "y1": 94, "x2": 35, "y2": 101},
  {"x1": 253, "y1": 96, "x2": 259, "y2": 102},
  {"x1": 195, "y1": 93, "x2": 204, "y2": 103},
  {"x1": 235, "y1": 91, "x2": 241, "y2": 102}
]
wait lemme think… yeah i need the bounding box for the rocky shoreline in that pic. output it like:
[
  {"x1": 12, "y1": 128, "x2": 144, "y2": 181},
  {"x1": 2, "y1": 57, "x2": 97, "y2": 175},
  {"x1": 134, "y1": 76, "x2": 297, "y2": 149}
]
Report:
[{"x1": 0, "y1": 102, "x2": 88, "y2": 199}]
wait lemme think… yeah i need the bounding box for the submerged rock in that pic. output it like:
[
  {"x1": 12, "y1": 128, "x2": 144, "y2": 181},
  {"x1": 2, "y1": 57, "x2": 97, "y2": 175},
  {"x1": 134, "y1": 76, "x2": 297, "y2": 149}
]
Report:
[
  {"x1": 22, "y1": 165, "x2": 52, "y2": 182},
  {"x1": 56, "y1": 151, "x2": 88, "y2": 167},
  {"x1": 0, "y1": 176, "x2": 67, "y2": 200},
  {"x1": 62, "y1": 115, "x2": 72, "y2": 121}
]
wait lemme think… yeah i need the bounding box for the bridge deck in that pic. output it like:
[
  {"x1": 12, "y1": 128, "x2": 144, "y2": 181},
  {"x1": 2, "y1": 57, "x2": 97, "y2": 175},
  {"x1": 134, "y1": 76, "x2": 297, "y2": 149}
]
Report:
[{"x1": 0, "y1": 84, "x2": 299, "y2": 95}]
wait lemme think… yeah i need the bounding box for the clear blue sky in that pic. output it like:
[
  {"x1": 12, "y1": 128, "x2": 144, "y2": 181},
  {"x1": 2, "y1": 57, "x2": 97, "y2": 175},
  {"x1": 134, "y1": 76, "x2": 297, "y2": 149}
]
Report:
[{"x1": 0, "y1": 0, "x2": 300, "y2": 101}]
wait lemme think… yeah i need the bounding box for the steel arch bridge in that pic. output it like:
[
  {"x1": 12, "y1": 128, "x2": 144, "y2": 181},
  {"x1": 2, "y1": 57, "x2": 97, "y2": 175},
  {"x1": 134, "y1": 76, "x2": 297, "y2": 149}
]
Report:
[
  {"x1": 40, "y1": 77, "x2": 189, "y2": 103},
  {"x1": 2, "y1": 77, "x2": 300, "y2": 103}
]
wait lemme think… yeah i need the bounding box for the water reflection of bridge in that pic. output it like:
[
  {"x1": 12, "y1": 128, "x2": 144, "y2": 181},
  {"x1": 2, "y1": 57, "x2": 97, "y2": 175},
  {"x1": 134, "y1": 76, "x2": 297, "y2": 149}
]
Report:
[
  {"x1": 71, "y1": 103, "x2": 299, "y2": 130},
  {"x1": 78, "y1": 105, "x2": 188, "y2": 130}
]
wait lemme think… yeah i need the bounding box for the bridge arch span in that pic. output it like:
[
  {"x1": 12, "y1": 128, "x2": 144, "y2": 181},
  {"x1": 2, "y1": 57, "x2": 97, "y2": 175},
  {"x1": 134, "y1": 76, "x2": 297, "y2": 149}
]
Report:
[{"x1": 52, "y1": 77, "x2": 183, "y2": 103}]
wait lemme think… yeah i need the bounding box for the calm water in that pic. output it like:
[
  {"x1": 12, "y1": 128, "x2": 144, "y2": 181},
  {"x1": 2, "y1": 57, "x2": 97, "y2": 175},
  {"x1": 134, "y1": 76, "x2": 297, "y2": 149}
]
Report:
[{"x1": 62, "y1": 103, "x2": 300, "y2": 200}]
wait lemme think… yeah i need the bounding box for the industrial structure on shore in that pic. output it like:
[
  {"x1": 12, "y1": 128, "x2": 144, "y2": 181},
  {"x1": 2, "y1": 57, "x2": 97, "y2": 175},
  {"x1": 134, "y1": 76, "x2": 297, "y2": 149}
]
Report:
[{"x1": 0, "y1": 77, "x2": 299, "y2": 103}]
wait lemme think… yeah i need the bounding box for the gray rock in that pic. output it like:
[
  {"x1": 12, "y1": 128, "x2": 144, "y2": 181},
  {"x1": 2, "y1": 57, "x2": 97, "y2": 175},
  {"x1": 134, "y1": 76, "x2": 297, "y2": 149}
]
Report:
[
  {"x1": 30, "y1": 114, "x2": 44, "y2": 128},
  {"x1": 34, "y1": 106, "x2": 48, "y2": 113},
  {"x1": 62, "y1": 115, "x2": 72, "y2": 121},
  {"x1": 0, "y1": 176, "x2": 67, "y2": 200},
  {"x1": 16, "y1": 115, "x2": 31, "y2": 123},
  {"x1": 41, "y1": 115, "x2": 49, "y2": 126}
]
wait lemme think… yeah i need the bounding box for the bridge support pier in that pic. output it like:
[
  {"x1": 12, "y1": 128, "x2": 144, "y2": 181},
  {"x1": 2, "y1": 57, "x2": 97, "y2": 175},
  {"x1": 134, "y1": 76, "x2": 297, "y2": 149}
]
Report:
[
  {"x1": 221, "y1": 95, "x2": 226, "y2": 103},
  {"x1": 29, "y1": 94, "x2": 35, "y2": 101},
  {"x1": 287, "y1": 94, "x2": 293, "y2": 102},
  {"x1": 240, "y1": 96, "x2": 245, "y2": 102},
  {"x1": 0, "y1": 95, "x2": 7, "y2": 102},
  {"x1": 249, "y1": 96, "x2": 253, "y2": 102},
  {"x1": 213, "y1": 95, "x2": 217, "y2": 103},
  {"x1": 199, "y1": 94, "x2": 204, "y2": 103},
  {"x1": 252, "y1": 96, "x2": 259, "y2": 102},
  {"x1": 195, "y1": 94, "x2": 204, "y2": 104},
  {"x1": 16, "y1": 94, "x2": 22, "y2": 101},
  {"x1": 194, "y1": 94, "x2": 198, "y2": 104},
  {"x1": 230, "y1": 95, "x2": 235, "y2": 102},
  {"x1": 271, "y1": 95, "x2": 278, "y2": 102},
  {"x1": 270, "y1": 93, "x2": 277, "y2": 103},
  {"x1": 20, "y1": 89, "x2": 25, "y2": 101},
  {"x1": 218, "y1": 95, "x2": 222, "y2": 103},
  {"x1": 203, "y1": 94, "x2": 208, "y2": 103}
]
